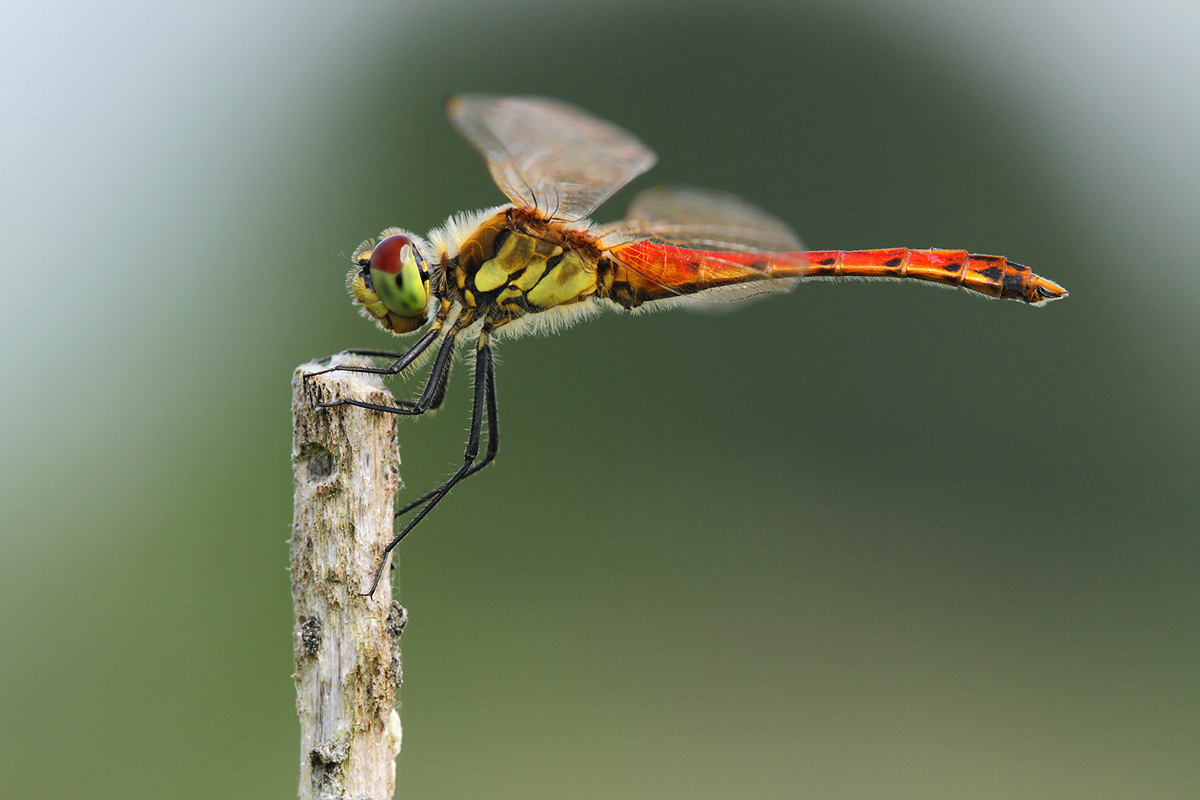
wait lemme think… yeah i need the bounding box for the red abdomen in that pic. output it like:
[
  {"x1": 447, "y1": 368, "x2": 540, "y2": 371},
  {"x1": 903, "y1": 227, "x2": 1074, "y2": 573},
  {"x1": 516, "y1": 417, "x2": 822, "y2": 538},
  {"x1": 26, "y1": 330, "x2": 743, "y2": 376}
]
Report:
[{"x1": 612, "y1": 243, "x2": 1067, "y2": 307}]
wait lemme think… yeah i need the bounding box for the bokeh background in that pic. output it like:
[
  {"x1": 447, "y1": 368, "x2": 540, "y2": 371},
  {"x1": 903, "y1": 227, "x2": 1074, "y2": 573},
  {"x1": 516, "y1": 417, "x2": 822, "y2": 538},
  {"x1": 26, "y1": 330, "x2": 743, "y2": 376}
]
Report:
[{"x1": 3, "y1": 1, "x2": 1198, "y2": 798}]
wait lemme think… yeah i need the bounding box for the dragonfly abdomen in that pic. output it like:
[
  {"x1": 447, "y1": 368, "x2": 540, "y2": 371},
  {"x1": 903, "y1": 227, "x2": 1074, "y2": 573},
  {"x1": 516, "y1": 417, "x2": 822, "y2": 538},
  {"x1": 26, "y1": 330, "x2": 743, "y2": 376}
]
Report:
[
  {"x1": 802, "y1": 249, "x2": 1067, "y2": 306},
  {"x1": 613, "y1": 242, "x2": 1067, "y2": 307}
]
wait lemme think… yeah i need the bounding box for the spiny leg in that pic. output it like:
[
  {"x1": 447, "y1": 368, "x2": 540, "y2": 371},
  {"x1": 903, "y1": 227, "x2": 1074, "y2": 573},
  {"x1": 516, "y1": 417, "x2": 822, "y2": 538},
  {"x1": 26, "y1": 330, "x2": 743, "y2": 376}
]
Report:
[
  {"x1": 314, "y1": 346, "x2": 417, "y2": 363},
  {"x1": 307, "y1": 326, "x2": 441, "y2": 379},
  {"x1": 362, "y1": 328, "x2": 497, "y2": 596},
  {"x1": 395, "y1": 336, "x2": 498, "y2": 517},
  {"x1": 319, "y1": 328, "x2": 458, "y2": 417},
  {"x1": 427, "y1": 351, "x2": 453, "y2": 412},
  {"x1": 405, "y1": 327, "x2": 457, "y2": 412},
  {"x1": 422, "y1": 327, "x2": 459, "y2": 413}
]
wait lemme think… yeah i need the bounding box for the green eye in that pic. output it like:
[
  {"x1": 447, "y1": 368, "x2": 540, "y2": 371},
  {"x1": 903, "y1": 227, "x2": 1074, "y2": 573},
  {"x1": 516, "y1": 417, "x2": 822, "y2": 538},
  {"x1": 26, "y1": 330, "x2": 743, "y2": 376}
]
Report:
[{"x1": 368, "y1": 234, "x2": 428, "y2": 317}]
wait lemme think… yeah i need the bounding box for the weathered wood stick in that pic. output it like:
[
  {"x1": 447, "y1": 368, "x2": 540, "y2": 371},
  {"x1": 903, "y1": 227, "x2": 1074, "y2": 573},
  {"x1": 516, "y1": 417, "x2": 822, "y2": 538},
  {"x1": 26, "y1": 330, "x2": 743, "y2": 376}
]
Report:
[{"x1": 291, "y1": 355, "x2": 405, "y2": 800}]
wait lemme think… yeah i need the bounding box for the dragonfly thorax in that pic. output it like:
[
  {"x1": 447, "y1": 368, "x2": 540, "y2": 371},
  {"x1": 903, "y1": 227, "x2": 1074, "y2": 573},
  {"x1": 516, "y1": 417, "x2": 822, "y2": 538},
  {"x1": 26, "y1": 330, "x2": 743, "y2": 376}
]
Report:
[{"x1": 447, "y1": 208, "x2": 615, "y2": 326}]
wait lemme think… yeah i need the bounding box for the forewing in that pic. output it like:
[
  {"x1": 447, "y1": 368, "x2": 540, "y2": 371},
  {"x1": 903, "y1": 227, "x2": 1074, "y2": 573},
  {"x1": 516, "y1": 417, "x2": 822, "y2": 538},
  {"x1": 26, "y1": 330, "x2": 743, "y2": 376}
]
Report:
[
  {"x1": 599, "y1": 186, "x2": 810, "y2": 303},
  {"x1": 622, "y1": 185, "x2": 802, "y2": 249},
  {"x1": 446, "y1": 95, "x2": 657, "y2": 222}
]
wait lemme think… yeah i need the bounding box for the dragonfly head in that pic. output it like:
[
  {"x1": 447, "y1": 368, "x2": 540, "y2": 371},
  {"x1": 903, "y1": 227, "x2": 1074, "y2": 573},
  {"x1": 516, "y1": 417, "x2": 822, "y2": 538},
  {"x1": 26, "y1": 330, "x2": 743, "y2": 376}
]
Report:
[{"x1": 348, "y1": 230, "x2": 432, "y2": 334}]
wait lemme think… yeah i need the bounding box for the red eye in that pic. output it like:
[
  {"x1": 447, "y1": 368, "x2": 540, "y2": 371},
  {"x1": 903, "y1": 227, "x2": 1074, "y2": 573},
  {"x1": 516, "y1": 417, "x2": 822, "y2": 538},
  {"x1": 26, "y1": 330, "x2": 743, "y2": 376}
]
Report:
[{"x1": 370, "y1": 234, "x2": 414, "y2": 275}]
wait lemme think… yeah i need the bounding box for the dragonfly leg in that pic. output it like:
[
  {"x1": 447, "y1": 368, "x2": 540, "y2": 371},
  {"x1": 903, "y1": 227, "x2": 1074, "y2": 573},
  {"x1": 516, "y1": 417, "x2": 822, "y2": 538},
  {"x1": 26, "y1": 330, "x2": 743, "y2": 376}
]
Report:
[
  {"x1": 306, "y1": 327, "x2": 441, "y2": 378},
  {"x1": 338, "y1": 346, "x2": 426, "y2": 358},
  {"x1": 362, "y1": 330, "x2": 497, "y2": 596},
  {"x1": 312, "y1": 347, "x2": 408, "y2": 366},
  {"x1": 318, "y1": 329, "x2": 458, "y2": 417},
  {"x1": 426, "y1": 351, "x2": 454, "y2": 412},
  {"x1": 394, "y1": 335, "x2": 498, "y2": 517}
]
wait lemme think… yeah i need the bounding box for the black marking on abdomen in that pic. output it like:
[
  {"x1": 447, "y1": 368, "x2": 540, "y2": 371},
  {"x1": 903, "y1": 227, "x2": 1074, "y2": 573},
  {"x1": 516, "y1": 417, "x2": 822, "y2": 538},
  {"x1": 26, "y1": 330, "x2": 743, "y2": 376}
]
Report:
[{"x1": 1002, "y1": 268, "x2": 1028, "y2": 298}]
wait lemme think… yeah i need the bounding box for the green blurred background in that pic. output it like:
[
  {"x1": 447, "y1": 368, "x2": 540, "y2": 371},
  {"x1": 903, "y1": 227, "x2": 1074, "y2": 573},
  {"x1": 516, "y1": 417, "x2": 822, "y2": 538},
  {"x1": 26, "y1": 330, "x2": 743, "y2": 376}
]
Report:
[{"x1": 3, "y1": 1, "x2": 1198, "y2": 797}]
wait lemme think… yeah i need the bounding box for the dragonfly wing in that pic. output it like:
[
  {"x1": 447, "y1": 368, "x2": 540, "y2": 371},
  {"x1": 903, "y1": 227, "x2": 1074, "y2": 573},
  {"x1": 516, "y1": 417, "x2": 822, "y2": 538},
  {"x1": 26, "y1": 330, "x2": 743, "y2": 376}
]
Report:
[
  {"x1": 600, "y1": 186, "x2": 810, "y2": 303},
  {"x1": 622, "y1": 185, "x2": 803, "y2": 249},
  {"x1": 446, "y1": 95, "x2": 657, "y2": 222}
]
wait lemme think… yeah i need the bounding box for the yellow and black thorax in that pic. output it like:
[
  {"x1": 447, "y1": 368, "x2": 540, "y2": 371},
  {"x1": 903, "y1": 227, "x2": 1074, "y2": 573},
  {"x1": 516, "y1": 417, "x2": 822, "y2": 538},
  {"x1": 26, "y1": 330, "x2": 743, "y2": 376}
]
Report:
[{"x1": 446, "y1": 208, "x2": 624, "y2": 324}]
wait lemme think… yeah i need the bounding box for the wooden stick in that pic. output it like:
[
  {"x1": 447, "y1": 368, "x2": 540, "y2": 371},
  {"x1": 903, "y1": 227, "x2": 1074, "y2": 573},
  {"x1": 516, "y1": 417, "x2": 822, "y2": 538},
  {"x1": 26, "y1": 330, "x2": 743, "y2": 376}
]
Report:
[{"x1": 291, "y1": 355, "x2": 404, "y2": 800}]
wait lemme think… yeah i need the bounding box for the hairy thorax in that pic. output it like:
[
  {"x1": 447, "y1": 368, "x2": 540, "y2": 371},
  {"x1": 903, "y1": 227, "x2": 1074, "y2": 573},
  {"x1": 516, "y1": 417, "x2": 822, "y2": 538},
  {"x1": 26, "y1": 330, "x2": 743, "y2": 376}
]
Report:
[{"x1": 445, "y1": 208, "x2": 638, "y2": 327}]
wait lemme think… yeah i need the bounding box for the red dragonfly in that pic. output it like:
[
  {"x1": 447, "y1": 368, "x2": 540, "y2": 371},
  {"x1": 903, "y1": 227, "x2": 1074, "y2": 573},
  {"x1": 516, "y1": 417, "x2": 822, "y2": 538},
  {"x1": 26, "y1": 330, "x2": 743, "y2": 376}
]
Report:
[{"x1": 314, "y1": 94, "x2": 1067, "y2": 594}]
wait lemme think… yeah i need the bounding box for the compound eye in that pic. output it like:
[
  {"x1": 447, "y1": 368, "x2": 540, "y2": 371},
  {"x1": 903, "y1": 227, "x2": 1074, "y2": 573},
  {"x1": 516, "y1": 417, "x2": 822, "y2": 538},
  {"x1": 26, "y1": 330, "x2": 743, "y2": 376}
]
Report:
[{"x1": 369, "y1": 234, "x2": 428, "y2": 317}]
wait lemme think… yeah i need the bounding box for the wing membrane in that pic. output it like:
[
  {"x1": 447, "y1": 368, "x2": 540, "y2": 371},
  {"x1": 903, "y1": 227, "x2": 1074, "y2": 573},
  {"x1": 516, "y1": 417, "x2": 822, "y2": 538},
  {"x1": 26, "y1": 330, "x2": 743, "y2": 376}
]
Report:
[
  {"x1": 622, "y1": 185, "x2": 802, "y2": 249},
  {"x1": 446, "y1": 95, "x2": 657, "y2": 222}
]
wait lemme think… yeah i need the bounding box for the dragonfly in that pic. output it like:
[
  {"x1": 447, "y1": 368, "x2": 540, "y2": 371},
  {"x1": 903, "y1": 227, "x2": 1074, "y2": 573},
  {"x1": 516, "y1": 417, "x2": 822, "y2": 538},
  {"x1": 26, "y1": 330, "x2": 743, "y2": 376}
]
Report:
[{"x1": 312, "y1": 94, "x2": 1067, "y2": 595}]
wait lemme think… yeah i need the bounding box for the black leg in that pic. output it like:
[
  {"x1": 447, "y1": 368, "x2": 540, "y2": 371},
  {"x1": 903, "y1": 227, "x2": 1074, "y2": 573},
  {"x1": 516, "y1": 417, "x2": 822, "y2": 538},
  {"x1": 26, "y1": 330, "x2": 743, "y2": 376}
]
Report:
[
  {"x1": 340, "y1": 347, "x2": 426, "y2": 358},
  {"x1": 313, "y1": 347, "x2": 411, "y2": 365},
  {"x1": 394, "y1": 344, "x2": 497, "y2": 516},
  {"x1": 361, "y1": 337, "x2": 495, "y2": 596},
  {"x1": 319, "y1": 329, "x2": 457, "y2": 417},
  {"x1": 427, "y1": 370, "x2": 451, "y2": 411},
  {"x1": 425, "y1": 336, "x2": 457, "y2": 412},
  {"x1": 307, "y1": 328, "x2": 440, "y2": 378}
]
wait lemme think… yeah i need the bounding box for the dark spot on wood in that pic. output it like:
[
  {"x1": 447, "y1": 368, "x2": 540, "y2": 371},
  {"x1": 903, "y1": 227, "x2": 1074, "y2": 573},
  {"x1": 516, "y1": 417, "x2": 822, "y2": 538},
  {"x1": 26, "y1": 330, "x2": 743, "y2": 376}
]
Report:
[
  {"x1": 301, "y1": 615, "x2": 322, "y2": 658},
  {"x1": 299, "y1": 442, "x2": 334, "y2": 479},
  {"x1": 387, "y1": 603, "x2": 407, "y2": 638},
  {"x1": 310, "y1": 739, "x2": 347, "y2": 768},
  {"x1": 309, "y1": 738, "x2": 348, "y2": 795},
  {"x1": 388, "y1": 603, "x2": 407, "y2": 692}
]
